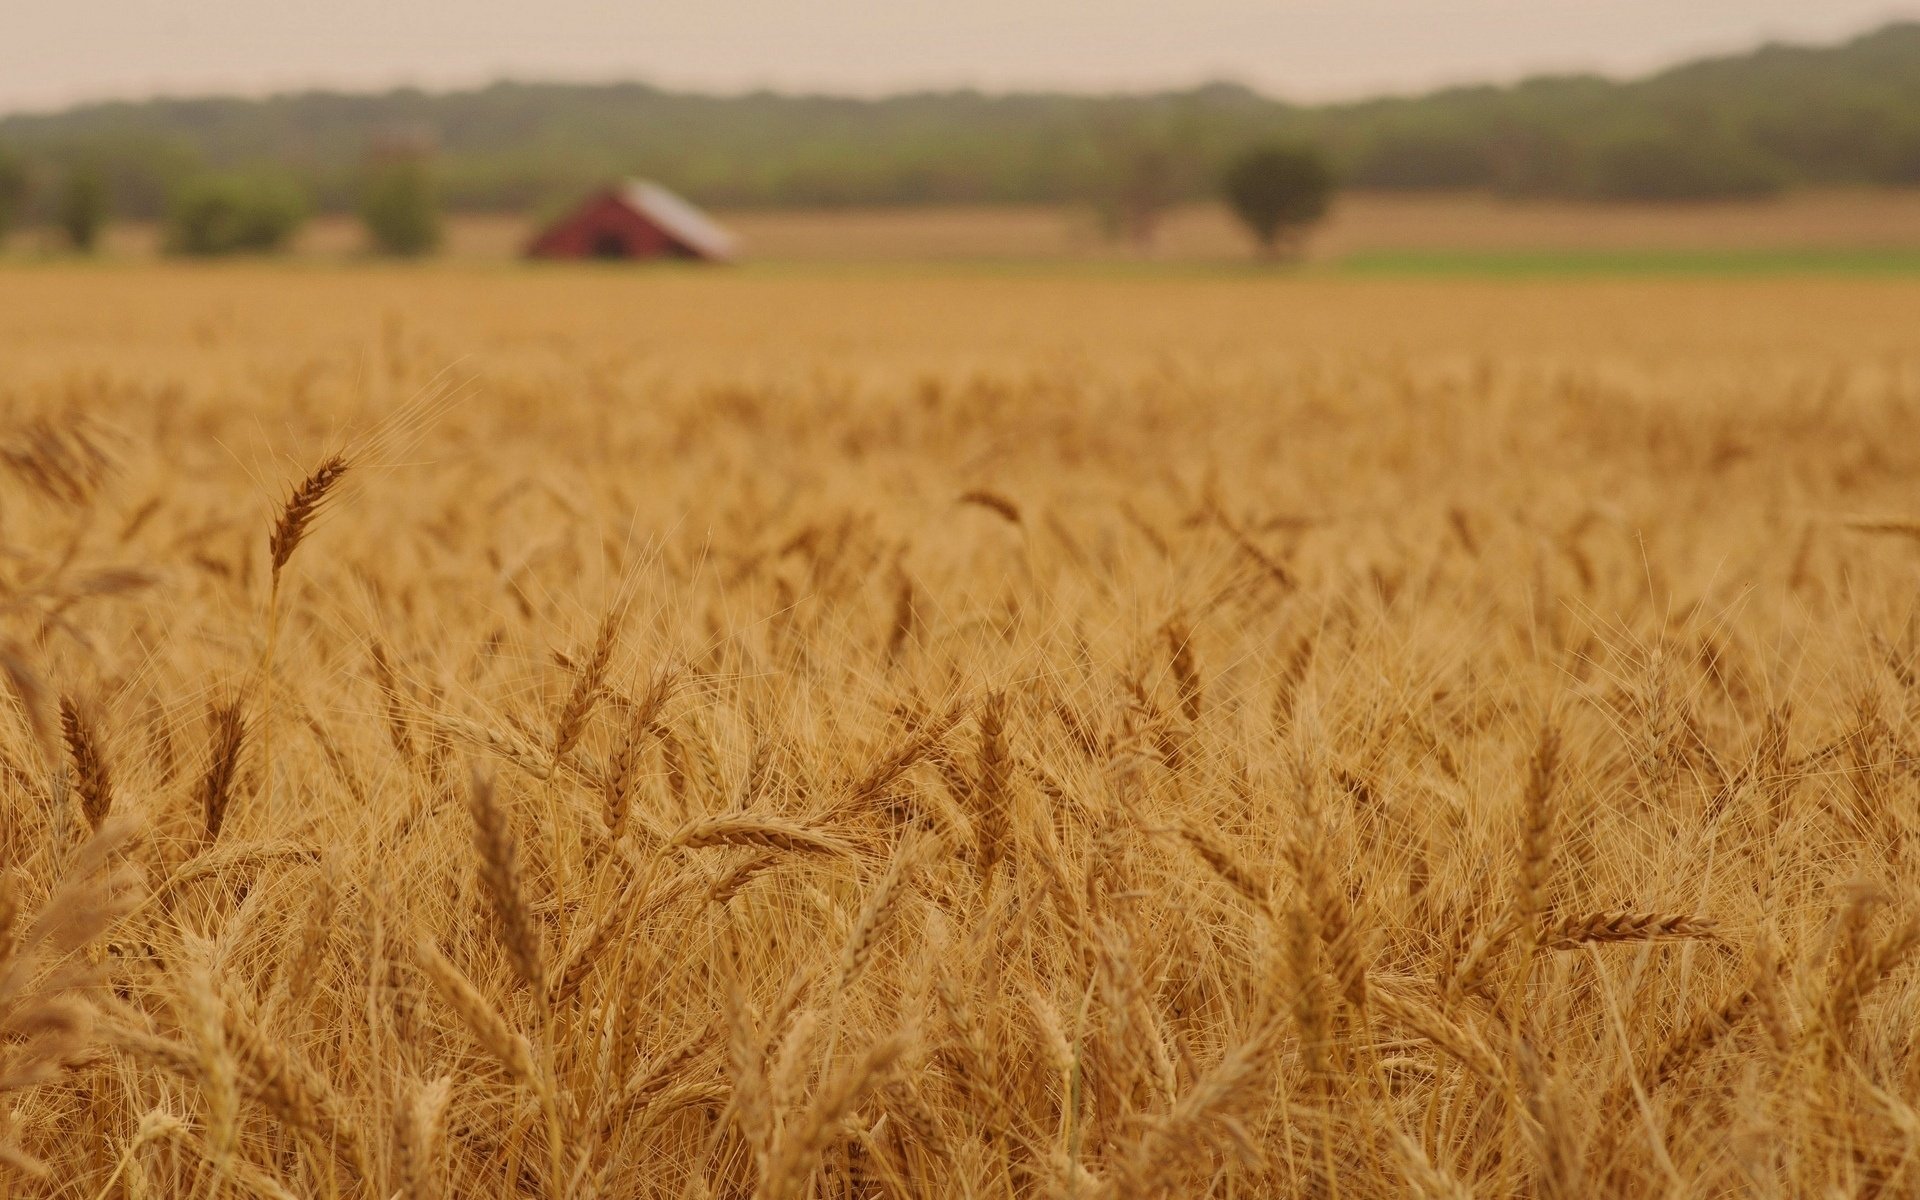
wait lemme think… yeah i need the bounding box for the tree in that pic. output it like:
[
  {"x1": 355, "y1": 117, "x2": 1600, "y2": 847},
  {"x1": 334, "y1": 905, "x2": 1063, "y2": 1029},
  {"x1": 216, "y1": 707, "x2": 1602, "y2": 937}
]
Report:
[
  {"x1": 1102, "y1": 144, "x2": 1178, "y2": 248},
  {"x1": 1222, "y1": 145, "x2": 1334, "y2": 258},
  {"x1": 166, "y1": 173, "x2": 307, "y2": 256},
  {"x1": 58, "y1": 167, "x2": 107, "y2": 253},
  {"x1": 0, "y1": 148, "x2": 26, "y2": 245},
  {"x1": 359, "y1": 154, "x2": 442, "y2": 256},
  {"x1": 1090, "y1": 114, "x2": 1198, "y2": 251}
]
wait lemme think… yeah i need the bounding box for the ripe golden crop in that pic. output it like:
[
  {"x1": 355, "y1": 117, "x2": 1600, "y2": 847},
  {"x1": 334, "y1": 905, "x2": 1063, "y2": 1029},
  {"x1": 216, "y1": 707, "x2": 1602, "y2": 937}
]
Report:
[{"x1": 3, "y1": 265, "x2": 1920, "y2": 1196}]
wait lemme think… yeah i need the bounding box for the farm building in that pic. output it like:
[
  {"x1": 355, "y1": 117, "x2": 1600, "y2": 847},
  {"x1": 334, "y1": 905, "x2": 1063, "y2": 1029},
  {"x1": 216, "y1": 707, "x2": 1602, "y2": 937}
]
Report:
[{"x1": 526, "y1": 180, "x2": 738, "y2": 262}]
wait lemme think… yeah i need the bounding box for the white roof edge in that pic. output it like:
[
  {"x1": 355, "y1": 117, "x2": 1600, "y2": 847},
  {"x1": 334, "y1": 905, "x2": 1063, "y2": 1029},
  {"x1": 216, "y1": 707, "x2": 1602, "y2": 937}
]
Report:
[{"x1": 620, "y1": 179, "x2": 738, "y2": 261}]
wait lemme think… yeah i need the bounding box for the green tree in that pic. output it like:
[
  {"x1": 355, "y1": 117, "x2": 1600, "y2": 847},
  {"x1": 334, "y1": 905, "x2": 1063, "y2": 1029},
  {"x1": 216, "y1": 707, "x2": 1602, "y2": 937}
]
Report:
[
  {"x1": 58, "y1": 167, "x2": 108, "y2": 253},
  {"x1": 166, "y1": 173, "x2": 307, "y2": 256},
  {"x1": 0, "y1": 148, "x2": 27, "y2": 245},
  {"x1": 358, "y1": 154, "x2": 442, "y2": 256},
  {"x1": 1222, "y1": 145, "x2": 1334, "y2": 258}
]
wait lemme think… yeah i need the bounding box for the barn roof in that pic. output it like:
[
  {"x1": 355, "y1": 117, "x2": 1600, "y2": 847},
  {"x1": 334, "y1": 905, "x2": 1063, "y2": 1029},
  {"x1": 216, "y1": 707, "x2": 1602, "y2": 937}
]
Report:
[{"x1": 619, "y1": 180, "x2": 737, "y2": 261}]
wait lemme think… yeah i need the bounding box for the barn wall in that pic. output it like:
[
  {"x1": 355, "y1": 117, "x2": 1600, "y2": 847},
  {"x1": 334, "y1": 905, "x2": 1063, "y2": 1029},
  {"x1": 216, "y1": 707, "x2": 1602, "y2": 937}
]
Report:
[{"x1": 526, "y1": 193, "x2": 694, "y2": 259}]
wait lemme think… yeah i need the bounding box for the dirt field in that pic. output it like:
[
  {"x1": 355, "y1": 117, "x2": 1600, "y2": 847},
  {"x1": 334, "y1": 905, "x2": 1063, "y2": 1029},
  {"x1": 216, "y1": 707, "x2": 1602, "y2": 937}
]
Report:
[
  {"x1": 4, "y1": 265, "x2": 1920, "y2": 1197},
  {"x1": 720, "y1": 189, "x2": 1920, "y2": 262},
  {"x1": 58, "y1": 187, "x2": 1920, "y2": 265}
]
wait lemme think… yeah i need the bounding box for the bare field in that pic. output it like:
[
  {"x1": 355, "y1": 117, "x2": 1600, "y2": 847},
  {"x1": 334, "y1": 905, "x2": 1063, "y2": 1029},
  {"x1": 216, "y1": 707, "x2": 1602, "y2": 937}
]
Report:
[
  {"x1": 720, "y1": 189, "x2": 1920, "y2": 262},
  {"x1": 57, "y1": 187, "x2": 1920, "y2": 265},
  {"x1": 5, "y1": 266, "x2": 1920, "y2": 1197}
]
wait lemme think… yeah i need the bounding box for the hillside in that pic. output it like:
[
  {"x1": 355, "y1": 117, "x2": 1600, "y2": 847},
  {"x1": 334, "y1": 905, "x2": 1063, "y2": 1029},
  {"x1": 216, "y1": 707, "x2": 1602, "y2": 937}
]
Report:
[{"x1": 3, "y1": 22, "x2": 1920, "y2": 216}]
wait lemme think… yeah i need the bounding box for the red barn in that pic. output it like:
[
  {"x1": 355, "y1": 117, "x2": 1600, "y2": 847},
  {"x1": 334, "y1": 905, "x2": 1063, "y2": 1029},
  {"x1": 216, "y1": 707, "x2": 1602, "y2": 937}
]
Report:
[{"x1": 526, "y1": 180, "x2": 738, "y2": 262}]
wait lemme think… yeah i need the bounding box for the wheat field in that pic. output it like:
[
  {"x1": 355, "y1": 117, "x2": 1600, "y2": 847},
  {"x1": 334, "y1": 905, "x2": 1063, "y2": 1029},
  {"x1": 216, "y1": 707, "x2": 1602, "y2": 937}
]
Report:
[{"x1": 5, "y1": 266, "x2": 1920, "y2": 1198}]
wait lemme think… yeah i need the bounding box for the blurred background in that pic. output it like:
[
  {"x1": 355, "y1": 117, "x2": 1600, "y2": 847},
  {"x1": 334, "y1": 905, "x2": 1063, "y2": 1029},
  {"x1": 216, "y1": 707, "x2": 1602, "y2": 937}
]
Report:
[{"x1": 3, "y1": 2, "x2": 1920, "y2": 269}]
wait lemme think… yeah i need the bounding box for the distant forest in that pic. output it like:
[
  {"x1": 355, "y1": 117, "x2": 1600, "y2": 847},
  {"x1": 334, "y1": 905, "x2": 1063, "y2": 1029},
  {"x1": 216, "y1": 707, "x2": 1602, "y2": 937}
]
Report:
[{"x1": 5, "y1": 22, "x2": 1920, "y2": 218}]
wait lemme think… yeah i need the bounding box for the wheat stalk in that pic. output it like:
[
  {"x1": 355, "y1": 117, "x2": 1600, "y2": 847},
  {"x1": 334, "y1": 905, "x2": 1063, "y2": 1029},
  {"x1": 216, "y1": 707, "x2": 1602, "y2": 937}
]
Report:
[
  {"x1": 602, "y1": 665, "x2": 676, "y2": 838},
  {"x1": 59, "y1": 695, "x2": 113, "y2": 831},
  {"x1": 553, "y1": 601, "x2": 624, "y2": 760},
  {"x1": 198, "y1": 695, "x2": 248, "y2": 843},
  {"x1": 466, "y1": 768, "x2": 545, "y2": 994},
  {"x1": 763, "y1": 1033, "x2": 907, "y2": 1200},
  {"x1": 436, "y1": 714, "x2": 554, "y2": 780},
  {"x1": 267, "y1": 453, "x2": 349, "y2": 582},
  {"x1": 261, "y1": 454, "x2": 349, "y2": 812},
  {"x1": 178, "y1": 949, "x2": 239, "y2": 1188},
  {"x1": 668, "y1": 814, "x2": 854, "y2": 857},
  {"x1": 1540, "y1": 910, "x2": 1719, "y2": 951},
  {"x1": 705, "y1": 851, "x2": 782, "y2": 905},
  {"x1": 415, "y1": 940, "x2": 542, "y2": 1088},
  {"x1": 219, "y1": 975, "x2": 373, "y2": 1178},
  {"x1": 837, "y1": 840, "x2": 924, "y2": 993},
  {"x1": 394, "y1": 1074, "x2": 454, "y2": 1200},
  {"x1": 957, "y1": 489, "x2": 1022, "y2": 525}
]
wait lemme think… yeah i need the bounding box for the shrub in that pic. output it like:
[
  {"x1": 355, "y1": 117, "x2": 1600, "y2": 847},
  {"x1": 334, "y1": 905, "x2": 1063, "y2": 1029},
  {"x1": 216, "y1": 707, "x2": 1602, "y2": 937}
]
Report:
[
  {"x1": 166, "y1": 173, "x2": 307, "y2": 256},
  {"x1": 58, "y1": 167, "x2": 107, "y2": 253},
  {"x1": 359, "y1": 156, "x2": 442, "y2": 256}
]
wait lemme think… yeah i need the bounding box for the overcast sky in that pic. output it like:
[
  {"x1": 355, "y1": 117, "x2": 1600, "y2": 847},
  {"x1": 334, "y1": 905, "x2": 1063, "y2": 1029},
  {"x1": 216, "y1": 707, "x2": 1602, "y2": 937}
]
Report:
[{"x1": 3, "y1": 1, "x2": 1916, "y2": 114}]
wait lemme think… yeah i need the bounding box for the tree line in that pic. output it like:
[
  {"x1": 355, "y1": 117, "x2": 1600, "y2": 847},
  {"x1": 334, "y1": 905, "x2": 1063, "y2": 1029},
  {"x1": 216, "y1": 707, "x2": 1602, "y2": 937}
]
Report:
[
  {"x1": 0, "y1": 21, "x2": 1916, "y2": 251},
  {"x1": 0, "y1": 150, "x2": 441, "y2": 256}
]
